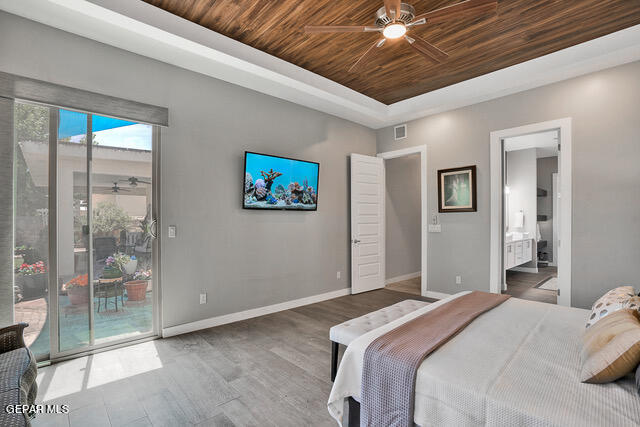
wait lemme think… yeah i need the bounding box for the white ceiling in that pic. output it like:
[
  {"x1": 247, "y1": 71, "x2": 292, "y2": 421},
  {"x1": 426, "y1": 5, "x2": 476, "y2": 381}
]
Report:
[{"x1": 2, "y1": 0, "x2": 640, "y2": 129}]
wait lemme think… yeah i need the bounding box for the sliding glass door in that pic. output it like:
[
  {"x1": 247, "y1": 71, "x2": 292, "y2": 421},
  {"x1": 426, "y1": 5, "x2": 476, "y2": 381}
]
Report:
[
  {"x1": 13, "y1": 101, "x2": 159, "y2": 360},
  {"x1": 13, "y1": 102, "x2": 51, "y2": 360}
]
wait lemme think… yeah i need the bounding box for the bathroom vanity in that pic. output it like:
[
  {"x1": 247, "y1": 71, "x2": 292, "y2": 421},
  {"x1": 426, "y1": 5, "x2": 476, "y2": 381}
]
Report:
[{"x1": 505, "y1": 237, "x2": 534, "y2": 270}]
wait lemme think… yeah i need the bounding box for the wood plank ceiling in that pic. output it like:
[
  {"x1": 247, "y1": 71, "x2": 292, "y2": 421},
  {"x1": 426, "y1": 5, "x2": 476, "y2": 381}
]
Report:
[{"x1": 142, "y1": 0, "x2": 640, "y2": 104}]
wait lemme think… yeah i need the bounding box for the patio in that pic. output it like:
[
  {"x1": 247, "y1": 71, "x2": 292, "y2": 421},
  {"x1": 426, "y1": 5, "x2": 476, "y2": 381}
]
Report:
[{"x1": 15, "y1": 288, "x2": 153, "y2": 358}]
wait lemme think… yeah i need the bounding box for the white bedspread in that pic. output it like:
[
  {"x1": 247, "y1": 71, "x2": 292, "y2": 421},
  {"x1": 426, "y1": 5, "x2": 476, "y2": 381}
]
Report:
[{"x1": 328, "y1": 292, "x2": 640, "y2": 426}]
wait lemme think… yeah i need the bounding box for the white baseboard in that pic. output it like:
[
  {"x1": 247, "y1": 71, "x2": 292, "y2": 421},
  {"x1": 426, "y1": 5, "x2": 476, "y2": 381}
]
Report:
[
  {"x1": 162, "y1": 288, "x2": 351, "y2": 338},
  {"x1": 424, "y1": 290, "x2": 451, "y2": 300},
  {"x1": 385, "y1": 271, "x2": 421, "y2": 285}
]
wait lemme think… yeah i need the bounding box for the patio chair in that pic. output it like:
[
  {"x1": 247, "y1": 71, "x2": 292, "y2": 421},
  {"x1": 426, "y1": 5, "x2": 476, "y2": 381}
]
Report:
[{"x1": 94, "y1": 278, "x2": 125, "y2": 312}]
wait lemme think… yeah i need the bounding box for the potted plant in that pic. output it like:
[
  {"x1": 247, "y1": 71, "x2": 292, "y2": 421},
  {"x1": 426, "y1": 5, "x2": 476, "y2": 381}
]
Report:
[
  {"x1": 125, "y1": 270, "x2": 151, "y2": 302},
  {"x1": 102, "y1": 255, "x2": 123, "y2": 279},
  {"x1": 64, "y1": 274, "x2": 89, "y2": 305},
  {"x1": 15, "y1": 261, "x2": 47, "y2": 298},
  {"x1": 105, "y1": 253, "x2": 137, "y2": 276}
]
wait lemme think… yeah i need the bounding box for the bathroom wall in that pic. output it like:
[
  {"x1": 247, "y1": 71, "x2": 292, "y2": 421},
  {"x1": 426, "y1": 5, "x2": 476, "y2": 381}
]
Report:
[{"x1": 505, "y1": 148, "x2": 537, "y2": 269}]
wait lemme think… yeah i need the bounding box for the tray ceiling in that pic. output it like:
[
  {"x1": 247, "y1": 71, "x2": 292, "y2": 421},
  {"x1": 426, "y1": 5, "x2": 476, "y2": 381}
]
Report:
[{"x1": 141, "y1": 0, "x2": 640, "y2": 104}]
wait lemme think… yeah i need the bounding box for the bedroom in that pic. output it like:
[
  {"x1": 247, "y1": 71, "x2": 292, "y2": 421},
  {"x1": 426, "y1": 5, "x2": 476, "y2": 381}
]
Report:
[{"x1": 1, "y1": 1, "x2": 640, "y2": 426}]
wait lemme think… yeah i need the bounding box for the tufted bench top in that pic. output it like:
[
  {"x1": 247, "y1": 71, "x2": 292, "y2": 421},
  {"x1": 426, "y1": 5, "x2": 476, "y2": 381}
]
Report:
[{"x1": 329, "y1": 299, "x2": 430, "y2": 346}]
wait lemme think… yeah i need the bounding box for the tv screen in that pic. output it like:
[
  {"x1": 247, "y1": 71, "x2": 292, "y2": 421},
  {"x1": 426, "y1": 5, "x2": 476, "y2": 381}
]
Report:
[{"x1": 243, "y1": 152, "x2": 319, "y2": 211}]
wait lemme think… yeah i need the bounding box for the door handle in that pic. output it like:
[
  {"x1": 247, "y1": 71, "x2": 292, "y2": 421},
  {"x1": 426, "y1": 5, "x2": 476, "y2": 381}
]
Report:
[
  {"x1": 150, "y1": 219, "x2": 158, "y2": 239},
  {"x1": 352, "y1": 238, "x2": 361, "y2": 244}
]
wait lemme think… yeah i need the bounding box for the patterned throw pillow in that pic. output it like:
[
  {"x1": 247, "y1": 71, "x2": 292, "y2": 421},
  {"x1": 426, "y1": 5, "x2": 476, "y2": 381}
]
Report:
[{"x1": 585, "y1": 286, "x2": 640, "y2": 329}]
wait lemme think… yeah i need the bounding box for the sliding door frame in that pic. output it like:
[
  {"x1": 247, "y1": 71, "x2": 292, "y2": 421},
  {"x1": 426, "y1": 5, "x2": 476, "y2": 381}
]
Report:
[
  {"x1": 2, "y1": 70, "x2": 167, "y2": 362},
  {"x1": 46, "y1": 106, "x2": 162, "y2": 362}
]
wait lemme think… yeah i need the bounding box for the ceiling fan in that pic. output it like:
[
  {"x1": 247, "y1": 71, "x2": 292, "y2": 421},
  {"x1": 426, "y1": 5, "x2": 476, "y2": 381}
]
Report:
[
  {"x1": 111, "y1": 182, "x2": 131, "y2": 193},
  {"x1": 304, "y1": 0, "x2": 498, "y2": 72},
  {"x1": 120, "y1": 176, "x2": 151, "y2": 187}
]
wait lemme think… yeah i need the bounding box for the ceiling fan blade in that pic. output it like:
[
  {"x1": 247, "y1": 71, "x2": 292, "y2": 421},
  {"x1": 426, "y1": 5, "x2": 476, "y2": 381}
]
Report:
[
  {"x1": 349, "y1": 38, "x2": 386, "y2": 73},
  {"x1": 304, "y1": 25, "x2": 380, "y2": 33},
  {"x1": 384, "y1": 0, "x2": 402, "y2": 20},
  {"x1": 414, "y1": 0, "x2": 497, "y2": 24},
  {"x1": 405, "y1": 35, "x2": 449, "y2": 63}
]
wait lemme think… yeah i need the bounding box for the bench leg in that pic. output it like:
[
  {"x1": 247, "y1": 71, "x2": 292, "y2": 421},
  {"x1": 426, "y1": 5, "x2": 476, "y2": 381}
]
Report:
[
  {"x1": 347, "y1": 396, "x2": 360, "y2": 427},
  {"x1": 331, "y1": 341, "x2": 339, "y2": 382}
]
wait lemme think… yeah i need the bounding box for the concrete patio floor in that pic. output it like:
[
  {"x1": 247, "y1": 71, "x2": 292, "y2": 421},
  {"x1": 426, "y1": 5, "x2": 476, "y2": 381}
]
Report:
[{"x1": 15, "y1": 292, "x2": 154, "y2": 358}]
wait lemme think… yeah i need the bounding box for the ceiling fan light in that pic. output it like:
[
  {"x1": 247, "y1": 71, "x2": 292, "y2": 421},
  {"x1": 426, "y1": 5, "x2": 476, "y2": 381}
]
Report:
[{"x1": 383, "y1": 23, "x2": 406, "y2": 39}]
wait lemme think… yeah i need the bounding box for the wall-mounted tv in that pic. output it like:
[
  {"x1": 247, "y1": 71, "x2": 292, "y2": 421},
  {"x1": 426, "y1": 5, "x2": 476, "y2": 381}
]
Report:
[{"x1": 243, "y1": 151, "x2": 319, "y2": 211}]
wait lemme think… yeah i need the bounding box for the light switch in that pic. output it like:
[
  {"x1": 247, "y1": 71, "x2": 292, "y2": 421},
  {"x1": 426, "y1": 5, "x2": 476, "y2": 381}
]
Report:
[
  {"x1": 428, "y1": 224, "x2": 441, "y2": 233},
  {"x1": 168, "y1": 225, "x2": 176, "y2": 238}
]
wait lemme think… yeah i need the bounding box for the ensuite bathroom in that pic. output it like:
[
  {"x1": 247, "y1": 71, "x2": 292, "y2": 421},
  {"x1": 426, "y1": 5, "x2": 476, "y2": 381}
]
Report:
[{"x1": 503, "y1": 130, "x2": 559, "y2": 303}]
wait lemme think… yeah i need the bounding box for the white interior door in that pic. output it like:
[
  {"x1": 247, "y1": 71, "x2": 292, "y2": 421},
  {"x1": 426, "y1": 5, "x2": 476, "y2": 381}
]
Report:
[{"x1": 350, "y1": 154, "x2": 385, "y2": 294}]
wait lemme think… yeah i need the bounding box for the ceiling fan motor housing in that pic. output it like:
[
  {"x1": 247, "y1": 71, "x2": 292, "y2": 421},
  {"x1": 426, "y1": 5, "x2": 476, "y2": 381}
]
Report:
[{"x1": 375, "y1": 3, "x2": 416, "y2": 27}]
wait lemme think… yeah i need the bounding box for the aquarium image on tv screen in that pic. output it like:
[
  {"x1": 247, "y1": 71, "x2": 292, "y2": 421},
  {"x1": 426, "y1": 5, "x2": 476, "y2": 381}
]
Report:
[{"x1": 243, "y1": 152, "x2": 319, "y2": 210}]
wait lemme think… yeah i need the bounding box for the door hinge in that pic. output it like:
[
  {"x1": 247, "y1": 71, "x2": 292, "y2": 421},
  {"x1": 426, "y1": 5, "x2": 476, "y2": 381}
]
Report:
[{"x1": 557, "y1": 143, "x2": 561, "y2": 151}]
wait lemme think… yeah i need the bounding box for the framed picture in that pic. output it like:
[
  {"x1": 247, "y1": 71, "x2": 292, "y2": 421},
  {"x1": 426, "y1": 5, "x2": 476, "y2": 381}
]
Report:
[{"x1": 437, "y1": 165, "x2": 477, "y2": 212}]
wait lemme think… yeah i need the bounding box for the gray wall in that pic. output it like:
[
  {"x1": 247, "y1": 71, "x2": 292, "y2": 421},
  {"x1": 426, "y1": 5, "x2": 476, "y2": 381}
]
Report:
[
  {"x1": 377, "y1": 60, "x2": 640, "y2": 308},
  {"x1": 385, "y1": 154, "x2": 421, "y2": 280},
  {"x1": 0, "y1": 11, "x2": 377, "y2": 328},
  {"x1": 537, "y1": 156, "x2": 558, "y2": 262}
]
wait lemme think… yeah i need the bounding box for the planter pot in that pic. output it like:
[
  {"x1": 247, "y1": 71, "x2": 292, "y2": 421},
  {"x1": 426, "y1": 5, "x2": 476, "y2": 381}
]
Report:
[
  {"x1": 17, "y1": 273, "x2": 47, "y2": 298},
  {"x1": 123, "y1": 259, "x2": 138, "y2": 275},
  {"x1": 125, "y1": 280, "x2": 148, "y2": 301},
  {"x1": 67, "y1": 286, "x2": 89, "y2": 305},
  {"x1": 102, "y1": 266, "x2": 123, "y2": 279}
]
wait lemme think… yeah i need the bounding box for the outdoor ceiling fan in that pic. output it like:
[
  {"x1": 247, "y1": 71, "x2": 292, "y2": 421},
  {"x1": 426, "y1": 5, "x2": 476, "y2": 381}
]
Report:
[
  {"x1": 111, "y1": 182, "x2": 131, "y2": 193},
  {"x1": 120, "y1": 176, "x2": 151, "y2": 187},
  {"x1": 304, "y1": 0, "x2": 498, "y2": 72}
]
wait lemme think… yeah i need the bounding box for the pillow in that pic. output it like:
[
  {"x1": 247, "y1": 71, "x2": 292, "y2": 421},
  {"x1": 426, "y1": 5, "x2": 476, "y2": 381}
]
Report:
[
  {"x1": 585, "y1": 286, "x2": 640, "y2": 328},
  {"x1": 580, "y1": 309, "x2": 640, "y2": 383}
]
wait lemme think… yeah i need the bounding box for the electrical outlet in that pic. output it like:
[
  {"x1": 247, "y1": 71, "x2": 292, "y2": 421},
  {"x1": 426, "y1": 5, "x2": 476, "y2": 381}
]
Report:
[
  {"x1": 199, "y1": 293, "x2": 207, "y2": 304},
  {"x1": 431, "y1": 213, "x2": 438, "y2": 225},
  {"x1": 168, "y1": 225, "x2": 177, "y2": 238},
  {"x1": 455, "y1": 276, "x2": 462, "y2": 285},
  {"x1": 337, "y1": 271, "x2": 341, "y2": 280}
]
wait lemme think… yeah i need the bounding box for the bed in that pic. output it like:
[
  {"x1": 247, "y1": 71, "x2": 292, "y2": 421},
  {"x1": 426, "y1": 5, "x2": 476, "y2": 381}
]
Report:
[{"x1": 328, "y1": 291, "x2": 640, "y2": 426}]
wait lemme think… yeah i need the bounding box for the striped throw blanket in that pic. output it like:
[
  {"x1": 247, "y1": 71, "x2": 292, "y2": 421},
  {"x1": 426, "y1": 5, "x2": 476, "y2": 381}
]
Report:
[{"x1": 361, "y1": 291, "x2": 511, "y2": 427}]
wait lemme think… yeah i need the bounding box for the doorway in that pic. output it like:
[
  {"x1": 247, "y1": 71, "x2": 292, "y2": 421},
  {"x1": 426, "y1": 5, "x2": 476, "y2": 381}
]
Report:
[
  {"x1": 502, "y1": 131, "x2": 558, "y2": 303},
  {"x1": 383, "y1": 153, "x2": 422, "y2": 296},
  {"x1": 12, "y1": 101, "x2": 160, "y2": 361},
  {"x1": 350, "y1": 146, "x2": 427, "y2": 296},
  {"x1": 490, "y1": 119, "x2": 572, "y2": 306}
]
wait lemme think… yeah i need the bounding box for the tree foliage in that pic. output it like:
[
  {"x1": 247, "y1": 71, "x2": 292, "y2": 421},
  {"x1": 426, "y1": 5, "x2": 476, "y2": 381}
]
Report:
[
  {"x1": 15, "y1": 103, "x2": 49, "y2": 143},
  {"x1": 92, "y1": 201, "x2": 132, "y2": 234}
]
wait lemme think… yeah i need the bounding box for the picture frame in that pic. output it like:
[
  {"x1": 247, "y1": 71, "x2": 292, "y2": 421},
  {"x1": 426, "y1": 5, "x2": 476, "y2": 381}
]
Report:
[{"x1": 437, "y1": 165, "x2": 477, "y2": 212}]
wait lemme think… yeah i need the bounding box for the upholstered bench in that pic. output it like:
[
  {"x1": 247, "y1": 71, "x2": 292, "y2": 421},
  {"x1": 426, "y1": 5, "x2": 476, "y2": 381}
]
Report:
[{"x1": 329, "y1": 299, "x2": 429, "y2": 381}]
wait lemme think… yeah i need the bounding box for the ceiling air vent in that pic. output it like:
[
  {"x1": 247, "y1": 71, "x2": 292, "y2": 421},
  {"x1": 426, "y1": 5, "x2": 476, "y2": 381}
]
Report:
[{"x1": 394, "y1": 124, "x2": 407, "y2": 140}]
